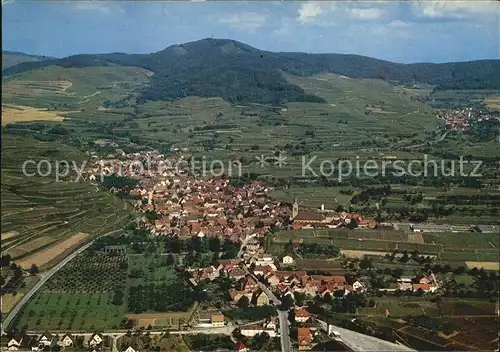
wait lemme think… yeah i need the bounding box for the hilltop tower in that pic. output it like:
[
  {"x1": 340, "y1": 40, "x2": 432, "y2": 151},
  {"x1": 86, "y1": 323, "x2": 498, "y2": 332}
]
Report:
[{"x1": 292, "y1": 197, "x2": 299, "y2": 219}]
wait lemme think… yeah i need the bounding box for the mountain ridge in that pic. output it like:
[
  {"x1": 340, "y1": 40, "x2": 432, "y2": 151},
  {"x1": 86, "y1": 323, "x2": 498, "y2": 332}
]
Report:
[
  {"x1": 2, "y1": 50, "x2": 55, "y2": 70},
  {"x1": 3, "y1": 38, "x2": 500, "y2": 104}
]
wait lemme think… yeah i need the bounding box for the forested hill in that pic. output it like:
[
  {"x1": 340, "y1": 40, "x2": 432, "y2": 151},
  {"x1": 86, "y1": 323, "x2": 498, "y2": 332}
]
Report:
[
  {"x1": 2, "y1": 50, "x2": 54, "y2": 70},
  {"x1": 4, "y1": 38, "x2": 500, "y2": 104}
]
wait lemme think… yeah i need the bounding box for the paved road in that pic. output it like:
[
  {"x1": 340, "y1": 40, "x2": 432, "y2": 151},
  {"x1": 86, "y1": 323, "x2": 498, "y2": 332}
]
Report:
[
  {"x1": 257, "y1": 283, "x2": 291, "y2": 352},
  {"x1": 324, "y1": 323, "x2": 415, "y2": 352},
  {"x1": 242, "y1": 266, "x2": 292, "y2": 352},
  {"x1": 237, "y1": 234, "x2": 257, "y2": 258},
  {"x1": 1, "y1": 228, "x2": 126, "y2": 335},
  {"x1": 239, "y1": 237, "x2": 292, "y2": 352}
]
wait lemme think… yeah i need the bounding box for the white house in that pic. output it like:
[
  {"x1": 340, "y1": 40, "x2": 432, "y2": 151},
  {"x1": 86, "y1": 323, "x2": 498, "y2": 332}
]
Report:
[
  {"x1": 7, "y1": 334, "x2": 24, "y2": 351},
  {"x1": 123, "y1": 346, "x2": 137, "y2": 352},
  {"x1": 282, "y1": 255, "x2": 294, "y2": 265},
  {"x1": 58, "y1": 333, "x2": 75, "y2": 347},
  {"x1": 88, "y1": 332, "x2": 103, "y2": 347},
  {"x1": 38, "y1": 332, "x2": 53, "y2": 347},
  {"x1": 352, "y1": 281, "x2": 364, "y2": 292},
  {"x1": 263, "y1": 318, "x2": 277, "y2": 331},
  {"x1": 241, "y1": 324, "x2": 277, "y2": 338}
]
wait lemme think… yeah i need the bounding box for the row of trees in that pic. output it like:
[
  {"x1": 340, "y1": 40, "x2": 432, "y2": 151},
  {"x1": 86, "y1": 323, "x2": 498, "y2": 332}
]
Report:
[{"x1": 127, "y1": 280, "x2": 195, "y2": 313}]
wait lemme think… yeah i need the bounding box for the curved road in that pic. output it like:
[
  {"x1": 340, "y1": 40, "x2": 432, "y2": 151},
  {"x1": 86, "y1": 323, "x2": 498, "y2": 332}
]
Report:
[{"x1": 1, "y1": 228, "x2": 125, "y2": 334}]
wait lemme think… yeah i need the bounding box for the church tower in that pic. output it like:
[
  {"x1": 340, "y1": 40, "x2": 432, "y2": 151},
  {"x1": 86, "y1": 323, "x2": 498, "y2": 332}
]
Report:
[{"x1": 292, "y1": 197, "x2": 299, "y2": 219}]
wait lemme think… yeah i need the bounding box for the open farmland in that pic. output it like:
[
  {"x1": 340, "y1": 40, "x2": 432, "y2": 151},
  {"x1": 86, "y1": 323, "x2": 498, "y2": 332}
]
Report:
[
  {"x1": 14, "y1": 233, "x2": 89, "y2": 268},
  {"x1": 1, "y1": 135, "x2": 132, "y2": 270},
  {"x1": 360, "y1": 297, "x2": 441, "y2": 317},
  {"x1": 355, "y1": 315, "x2": 500, "y2": 351},
  {"x1": 11, "y1": 249, "x2": 197, "y2": 331},
  {"x1": 270, "y1": 186, "x2": 354, "y2": 209},
  {"x1": 422, "y1": 232, "x2": 499, "y2": 248},
  {"x1": 268, "y1": 228, "x2": 499, "y2": 265},
  {"x1": 2, "y1": 68, "x2": 447, "y2": 181},
  {"x1": 485, "y1": 96, "x2": 500, "y2": 110},
  {"x1": 1, "y1": 104, "x2": 70, "y2": 126},
  {"x1": 126, "y1": 303, "x2": 198, "y2": 328},
  {"x1": 294, "y1": 259, "x2": 346, "y2": 274},
  {"x1": 2, "y1": 65, "x2": 152, "y2": 110}
]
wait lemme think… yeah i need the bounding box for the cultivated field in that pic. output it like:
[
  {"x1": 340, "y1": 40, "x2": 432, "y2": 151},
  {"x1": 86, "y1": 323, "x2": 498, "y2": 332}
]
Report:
[
  {"x1": 2, "y1": 65, "x2": 151, "y2": 109},
  {"x1": 485, "y1": 96, "x2": 500, "y2": 110},
  {"x1": 294, "y1": 259, "x2": 346, "y2": 274},
  {"x1": 14, "y1": 232, "x2": 89, "y2": 269},
  {"x1": 2, "y1": 104, "x2": 67, "y2": 125},
  {"x1": 11, "y1": 251, "x2": 196, "y2": 331},
  {"x1": 269, "y1": 228, "x2": 499, "y2": 265},
  {"x1": 1, "y1": 293, "x2": 24, "y2": 314},
  {"x1": 126, "y1": 303, "x2": 197, "y2": 328},
  {"x1": 1, "y1": 135, "x2": 132, "y2": 270},
  {"x1": 464, "y1": 261, "x2": 500, "y2": 270}
]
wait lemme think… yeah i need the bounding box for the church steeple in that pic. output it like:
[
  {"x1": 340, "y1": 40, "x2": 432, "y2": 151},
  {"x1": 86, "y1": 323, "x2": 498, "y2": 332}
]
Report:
[{"x1": 292, "y1": 197, "x2": 299, "y2": 219}]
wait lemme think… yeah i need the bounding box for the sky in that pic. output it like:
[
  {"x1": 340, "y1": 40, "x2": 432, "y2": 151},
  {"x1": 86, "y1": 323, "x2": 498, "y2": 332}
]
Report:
[{"x1": 2, "y1": 0, "x2": 499, "y2": 63}]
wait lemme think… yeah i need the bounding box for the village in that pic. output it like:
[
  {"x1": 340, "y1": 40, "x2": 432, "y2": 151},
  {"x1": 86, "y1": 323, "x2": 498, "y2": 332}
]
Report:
[
  {"x1": 3, "y1": 146, "x2": 499, "y2": 352},
  {"x1": 437, "y1": 106, "x2": 500, "y2": 131},
  {"x1": 20, "y1": 149, "x2": 437, "y2": 352}
]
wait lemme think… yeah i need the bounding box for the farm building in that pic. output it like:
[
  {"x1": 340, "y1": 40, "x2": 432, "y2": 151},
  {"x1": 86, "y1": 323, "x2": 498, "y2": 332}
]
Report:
[{"x1": 211, "y1": 314, "x2": 225, "y2": 327}]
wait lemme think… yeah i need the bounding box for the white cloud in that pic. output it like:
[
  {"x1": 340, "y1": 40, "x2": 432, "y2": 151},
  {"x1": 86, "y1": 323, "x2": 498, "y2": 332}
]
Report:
[
  {"x1": 218, "y1": 12, "x2": 267, "y2": 33},
  {"x1": 298, "y1": 2, "x2": 325, "y2": 24},
  {"x1": 297, "y1": 2, "x2": 390, "y2": 24},
  {"x1": 74, "y1": 2, "x2": 111, "y2": 14},
  {"x1": 387, "y1": 20, "x2": 411, "y2": 28},
  {"x1": 413, "y1": 0, "x2": 497, "y2": 19},
  {"x1": 347, "y1": 8, "x2": 385, "y2": 20}
]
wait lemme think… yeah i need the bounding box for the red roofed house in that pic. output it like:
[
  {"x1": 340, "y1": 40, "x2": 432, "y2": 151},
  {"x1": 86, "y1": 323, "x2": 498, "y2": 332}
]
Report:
[
  {"x1": 295, "y1": 307, "x2": 310, "y2": 323},
  {"x1": 241, "y1": 275, "x2": 259, "y2": 292},
  {"x1": 412, "y1": 283, "x2": 437, "y2": 293},
  {"x1": 235, "y1": 343, "x2": 248, "y2": 352},
  {"x1": 298, "y1": 327, "x2": 313, "y2": 350}
]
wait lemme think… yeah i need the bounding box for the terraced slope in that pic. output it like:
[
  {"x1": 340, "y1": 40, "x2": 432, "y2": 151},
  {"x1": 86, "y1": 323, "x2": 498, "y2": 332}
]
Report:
[{"x1": 1, "y1": 135, "x2": 133, "y2": 270}]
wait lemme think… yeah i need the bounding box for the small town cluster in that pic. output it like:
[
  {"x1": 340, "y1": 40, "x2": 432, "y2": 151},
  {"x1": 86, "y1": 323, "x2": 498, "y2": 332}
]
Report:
[
  {"x1": 438, "y1": 106, "x2": 500, "y2": 131},
  {"x1": 81, "y1": 149, "x2": 378, "y2": 238},
  {"x1": 4, "y1": 146, "x2": 496, "y2": 352}
]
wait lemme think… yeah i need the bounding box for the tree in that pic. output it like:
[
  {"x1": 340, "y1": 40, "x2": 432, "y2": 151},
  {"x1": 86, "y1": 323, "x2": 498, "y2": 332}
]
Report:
[
  {"x1": 359, "y1": 258, "x2": 373, "y2": 270},
  {"x1": 166, "y1": 254, "x2": 175, "y2": 266},
  {"x1": 279, "y1": 294, "x2": 295, "y2": 310},
  {"x1": 0, "y1": 254, "x2": 11, "y2": 267},
  {"x1": 238, "y1": 295, "x2": 250, "y2": 309},
  {"x1": 251, "y1": 332, "x2": 270, "y2": 351},
  {"x1": 29, "y1": 264, "x2": 39, "y2": 275},
  {"x1": 209, "y1": 237, "x2": 221, "y2": 253},
  {"x1": 112, "y1": 288, "x2": 125, "y2": 305},
  {"x1": 232, "y1": 328, "x2": 244, "y2": 341}
]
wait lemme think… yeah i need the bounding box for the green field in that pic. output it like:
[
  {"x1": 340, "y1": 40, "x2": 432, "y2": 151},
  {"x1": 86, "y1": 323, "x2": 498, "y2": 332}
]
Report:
[
  {"x1": 270, "y1": 186, "x2": 354, "y2": 209},
  {"x1": 359, "y1": 297, "x2": 441, "y2": 317},
  {"x1": 2, "y1": 65, "x2": 151, "y2": 110},
  {"x1": 359, "y1": 297, "x2": 498, "y2": 318},
  {"x1": 423, "y1": 232, "x2": 499, "y2": 248},
  {"x1": 268, "y1": 228, "x2": 499, "y2": 262},
  {"x1": 11, "y1": 250, "x2": 194, "y2": 331}
]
